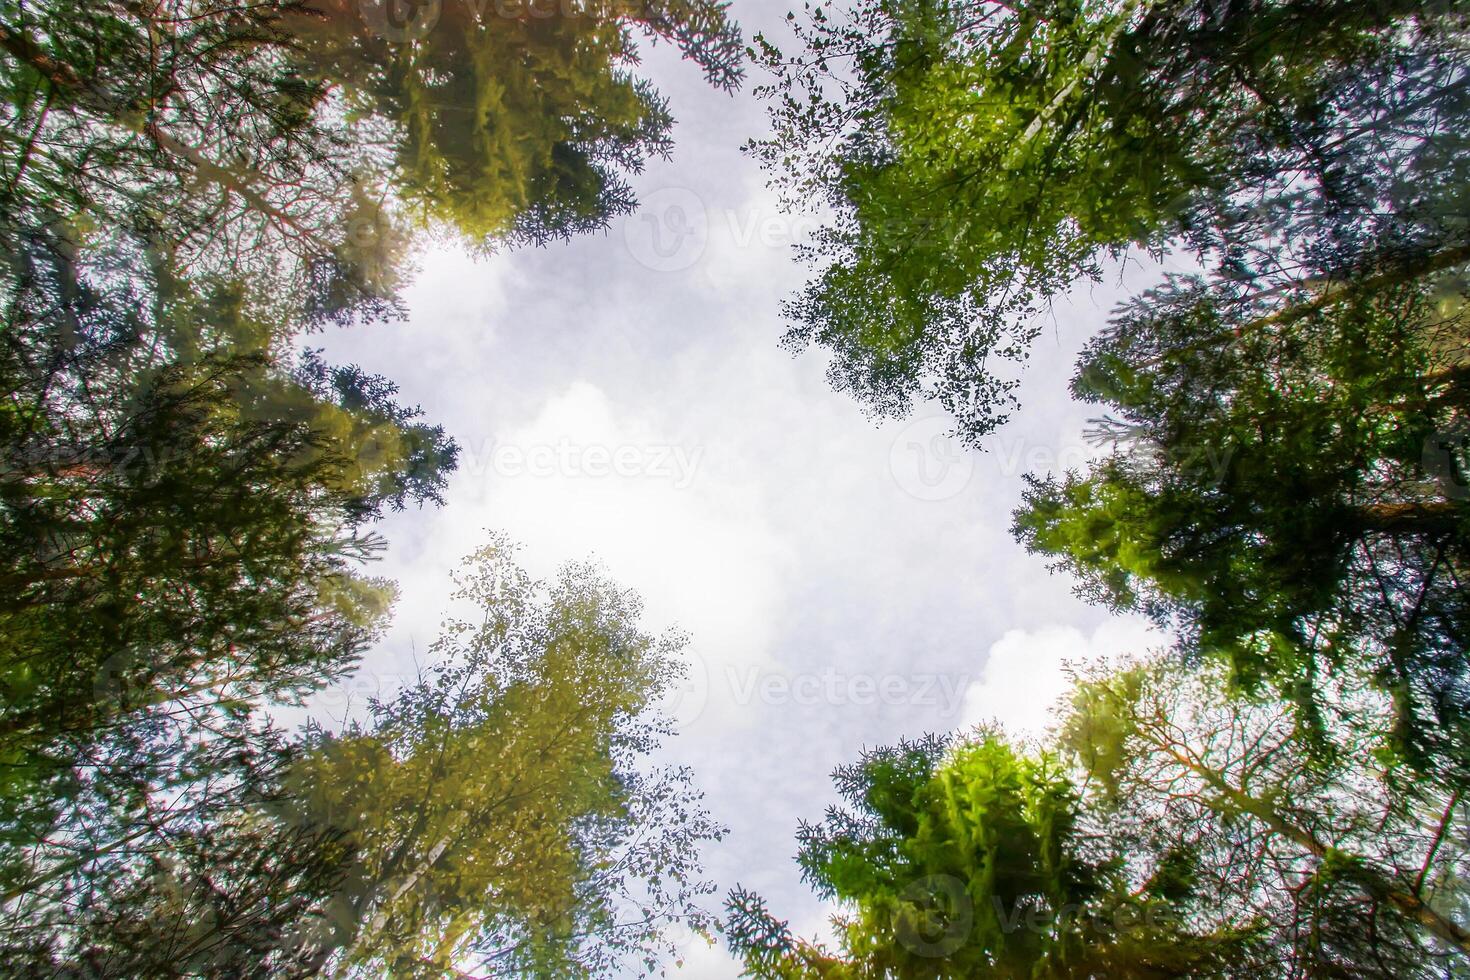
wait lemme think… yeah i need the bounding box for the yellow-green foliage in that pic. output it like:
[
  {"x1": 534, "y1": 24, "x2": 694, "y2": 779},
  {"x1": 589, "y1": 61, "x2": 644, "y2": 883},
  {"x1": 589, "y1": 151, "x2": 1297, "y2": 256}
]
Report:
[{"x1": 284, "y1": 538, "x2": 697, "y2": 974}]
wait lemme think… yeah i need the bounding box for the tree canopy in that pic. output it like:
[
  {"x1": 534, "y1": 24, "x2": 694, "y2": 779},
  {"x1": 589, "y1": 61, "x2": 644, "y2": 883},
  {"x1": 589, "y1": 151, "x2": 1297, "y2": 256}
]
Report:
[
  {"x1": 3, "y1": 537, "x2": 725, "y2": 978},
  {"x1": 750, "y1": 0, "x2": 1470, "y2": 439},
  {"x1": 0, "y1": 0, "x2": 742, "y2": 973},
  {"x1": 1012, "y1": 258, "x2": 1470, "y2": 770},
  {"x1": 726, "y1": 731, "x2": 1248, "y2": 978},
  {"x1": 283, "y1": 539, "x2": 724, "y2": 977},
  {"x1": 1, "y1": 0, "x2": 744, "y2": 322},
  {"x1": 730, "y1": 655, "x2": 1470, "y2": 977},
  {"x1": 1060, "y1": 656, "x2": 1470, "y2": 974},
  {"x1": 0, "y1": 233, "x2": 445, "y2": 903},
  {"x1": 11, "y1": 0, "x2": 1470, "y2": 973}
]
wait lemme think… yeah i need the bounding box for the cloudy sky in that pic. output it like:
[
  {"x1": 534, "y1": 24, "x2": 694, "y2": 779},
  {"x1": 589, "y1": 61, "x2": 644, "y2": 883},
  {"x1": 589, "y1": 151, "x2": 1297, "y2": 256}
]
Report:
[{"x1": 310, "y1": 2, "x2": 1177, "y2": 973}]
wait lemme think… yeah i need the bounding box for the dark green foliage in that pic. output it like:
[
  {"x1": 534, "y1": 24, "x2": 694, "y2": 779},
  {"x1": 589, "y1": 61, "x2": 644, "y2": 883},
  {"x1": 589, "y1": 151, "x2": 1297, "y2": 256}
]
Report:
[
  {"x1": 0, "y1": 228, "x2": 438, "y2": 964},
  {"x1": 1014, "y1": 269, "x2": 1470, "y2": 771},
  {"x1": 751, "y1": 0, "x2": 1470, "y2": 440},
  {"x1": 727, "y1": 733, "x2": 1247, "y2": 978},
  {"x1": 0, "y1": 228, "x2": 448, "y2": 791},
  {"x1": 0, "y1": 0, "x2": 742, "y2": 969}
]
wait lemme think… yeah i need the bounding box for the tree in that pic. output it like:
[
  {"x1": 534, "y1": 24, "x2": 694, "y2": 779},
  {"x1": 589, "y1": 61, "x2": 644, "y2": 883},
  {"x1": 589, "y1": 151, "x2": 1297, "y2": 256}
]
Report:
[
  {"x1": 0, "y1": 231, "x2": 453, "y2": 746},
  {"x1": 0, "y1": 0, "x2": 742, "y2": 970},
  {"x1": 726, "y1": 732, "x2": 1246, "y2": 978},
  {"x1": 1012, "y1": 272, "x2": 1470, "y2": 771},
  {"x1": 1, "y1": 0, "x2": 744, "y2": 325},
  {"x1": 279, "y1": 537, "x2": 724, "y2": 977},
  {"x1": 290, "y1": 0, "x2": 744, "y2": 245},
  {"x1": 0, "y1": 0, "x2": 743, "y2": 804},
  {"x1": 2, "y1": 537, "x2": 724, "y2": 978},
  {"x1": 729, "y1": 653, "x2": 1470, "y2": 978},
  {"x1": 0, "y1": 0, "x2": 745, "y2": 761},
  {"x1": 749, "y1": 0, "x2": 1470, "y2": 439},
  {"x1": 0, "y1": 721, "x2": 355, "y2": 978},
  {"x1": 0, "y1": 230, "x2": 458, "y2": 950},
  {"x1": 1059, "y1": 655, "x2": 1470, "y2": 975}
]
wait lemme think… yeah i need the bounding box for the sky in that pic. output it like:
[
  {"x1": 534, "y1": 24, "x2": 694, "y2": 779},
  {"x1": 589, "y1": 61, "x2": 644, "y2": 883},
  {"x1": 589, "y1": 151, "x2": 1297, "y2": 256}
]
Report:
[{"x1": 308, "y1": 2, "x2": 1175, "y2": 973}]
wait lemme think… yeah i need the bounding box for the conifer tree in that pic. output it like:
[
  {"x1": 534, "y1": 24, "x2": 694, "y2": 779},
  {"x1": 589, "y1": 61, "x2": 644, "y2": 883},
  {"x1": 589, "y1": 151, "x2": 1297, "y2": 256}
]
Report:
[
  {"x1": 750, "y1": 0, "x2": 1469, "y2": 438},
  {"x1": 1013, "y1": 272, "x2": 1470, "y2": 770},
  {"x1": 726, "y1": 733, "x2": 1247, "y2": 978}
]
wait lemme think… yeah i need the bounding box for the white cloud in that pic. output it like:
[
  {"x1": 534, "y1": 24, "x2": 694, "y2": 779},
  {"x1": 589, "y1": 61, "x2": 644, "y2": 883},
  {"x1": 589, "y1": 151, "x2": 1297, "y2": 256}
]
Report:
[
  {"x1": 328, "y1": 380, "x2": 796, "y2": 738},
  {"x1": 958, "y1": 618, "x2": 1165, "y2": 738},
  {"x1": 475, "y1": 382, "x2": 794, "y2": 692},
  {"x1": 671, "y1": 938, "x2": 744, "y2": 979}
]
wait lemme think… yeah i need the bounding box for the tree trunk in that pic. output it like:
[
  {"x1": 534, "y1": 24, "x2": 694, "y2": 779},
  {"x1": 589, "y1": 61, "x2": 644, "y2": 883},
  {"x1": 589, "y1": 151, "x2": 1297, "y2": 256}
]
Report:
[
  {"x1": 1356, "y1": 500, "x2": 1463, "y2": 537},
  {"x1": 1169, "y1": 747, "x2": 1470, "y2": 956},
  {"x1": 0, "y1": 22, "x2": 332, "y2": 252}
]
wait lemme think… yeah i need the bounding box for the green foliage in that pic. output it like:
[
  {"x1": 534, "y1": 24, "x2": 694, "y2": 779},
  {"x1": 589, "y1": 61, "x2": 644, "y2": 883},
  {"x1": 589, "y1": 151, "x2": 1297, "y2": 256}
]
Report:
[
  {"x1": 1, "y1": 0, "x2": 743, "y2": 326},
  {"x1": 1013, "y1": 272, "x2": 1470, "y2": 770},
  {"x1": 1058, "y1": 656, "x2": 1470, "y2": 973},
  {"x1": 281, "y1": 537, "x2": 724, "y2": 977},
  {"x1": 0, "y1": 228, "x2": 460, "y2": 970},
  {"x1": 733, "y1": 658, "x2": 1470, "y2": 978},
  {"x1": 2, "y1": 537, "x2": 724, "y2": 977},
  {"x1": 727, "y1": 732, "x2": 1244, "y2": 978},
  {"x1": 0, "y1": 228, "x2": 456, "y2": 798},
  {"x1": 751, "y1": 0, "x2": 1470, "y2": 439},
  {"x1": 0, "y1": 0, "x2": 742, "y2": 970},
  {"x1": 290, "y1": 0, "x2": 742, "y2": 246}
]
